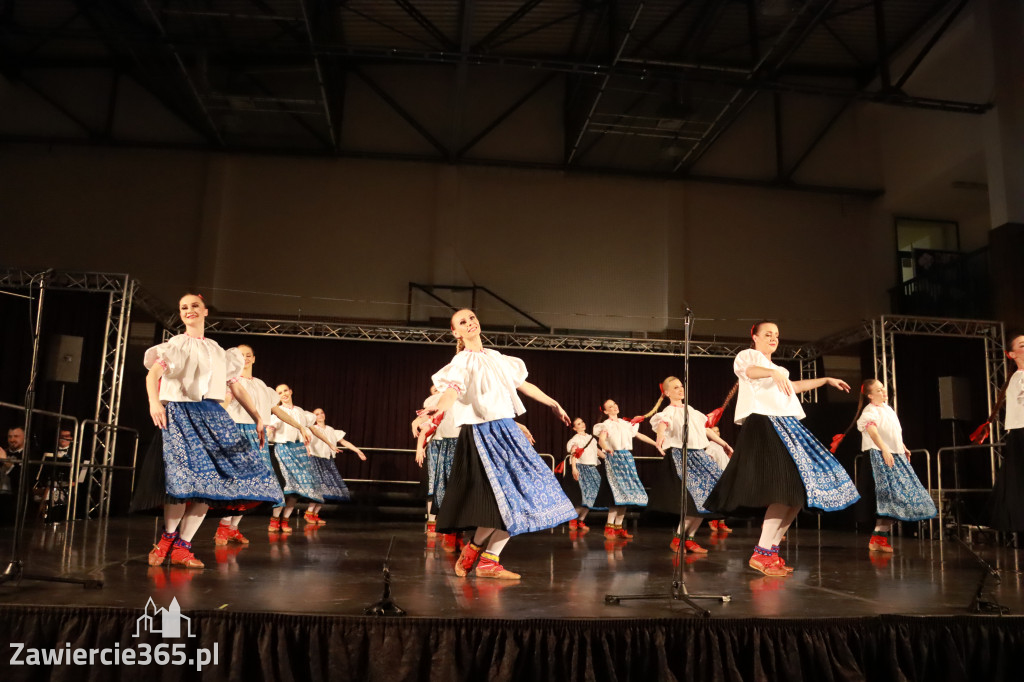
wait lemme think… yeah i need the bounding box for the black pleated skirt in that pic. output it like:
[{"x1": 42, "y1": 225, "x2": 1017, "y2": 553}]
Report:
[
  {"x1": 435, "y1": 428, "x2": 505, "y2": 532},
  {"x1": 703, "y1": 414, "x2": 807, "y2": 515},
  {"x1": 646, "y1": 452, "x2": 711, "y2": 517},
  {"x1": 989, "y1": 428, "x2": 1024, "y2": 532}
]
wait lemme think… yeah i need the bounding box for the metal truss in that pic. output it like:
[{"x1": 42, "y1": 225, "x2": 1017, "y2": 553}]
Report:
[
  {"x1": 869, "y1": 315, "x2": 1005, "y2": 428},
  {"x1": 201, "y1": 315, "x2": 811, "y2": 361},
  {"x1": 0, "y1": 267, "x2": 136, "y2": 519}
]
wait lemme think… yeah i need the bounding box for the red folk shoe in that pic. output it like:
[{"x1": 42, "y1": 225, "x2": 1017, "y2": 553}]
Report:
[
  {"x1": 169, "y1": 538, "x2": 204, "y2": 569},
  {"x1": 869, "y1": 535, "x2": 894, "y2": 553},
  {"x1": 749, "y1": 551, "x2": 787, "y2": 577},
  {"x1": 148, "y1": 530, "x2": 178, "y2": 566},
  {"x1": 303, "y1": 511, "x2": 317, "y2": 524},
  {"x1": 773, "y1": 554, "x2": 795, "y2": 573},
  {"x1": 569, "y1": 519, "x2": 578, "y2": 530},
  {"x1": 475, "y1": 555, "x2": 521, "y2": 580},
  {"x1": 577, "y1": 520, "x2": 589, "y2": 532},
  {"x1": 229, "y1": 527, "x2": 250, "y2": 545},
  {"x1": 425, "y1": 521, "x2": 437, "y2": 535},
  {"x1": 669, "y1": 534, "x2": 681, "y2": 553},
  {"x1": 616, "y1": 527, "x2": 634, "y2": 539},
  {"x1": 684, "y1": 539, "x2": 708, "y2": 554},
  {"x1": 441, "y1": 533, "x2": 458, "y2": 553},
  {"x1": 454, "y1": 543, "x2": 482, "y2": 577},
  {"x1": 214, "y1": 524, "x2": 232, "y2": 546},
  {"x1": 280, "y1": 518, "x2": 293, "y2": 534},
  {"x1": 268, "y1": 517, "x2": 282, "y2": 533},
  {"x1": 315, "y1": 514, "x2": 326, "y2": 526},
  {"x1": 603, "y1": 524, "x2": 617, "y2": 538}
]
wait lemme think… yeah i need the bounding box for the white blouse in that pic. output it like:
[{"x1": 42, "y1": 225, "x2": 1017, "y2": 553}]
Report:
[
  {"x1": 1005, "y1": 370, "x2": 1024, "y2": 430},
  {"x1": 422, "y1": 394, "x2": 460, "y2": 439},
  {"x1": 705, "y1": 441, "x2": 731, "y2": 470},
  {"x1": 566, "y1": 432, "x2": 601, "y2": 466},
  {"x1": 309, "y1": 425, "x2": 346, "y2": 459},
  {"x1": 733, "y1": 348, "x2": 806, "y2": 423},
  {"x1": 431, "y1": 349, "x2": 528, "y2": 426},
  {"x1": 594, "y1": 418, "x2": 639, "y2": 452},
  {"x1": 650, "y1": 404, "x2": 710, "y2": 449},
  {"x1": 223, "y1": 375, "x2": 280, "y2": 424},
  {"x1": 271, "y1": 404, "x2": 316, "y2": 444},
  {"x1": 857, "y1": 403, "x2": 906, "y2": 454},
  {"x1": 144, "y1": 334, "x2": 243, "y2": 403}
]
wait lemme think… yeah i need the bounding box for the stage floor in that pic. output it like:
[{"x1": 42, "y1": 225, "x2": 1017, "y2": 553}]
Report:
[{"x1": 3, "y1": 515, "x2": 1023, "y2": 619}]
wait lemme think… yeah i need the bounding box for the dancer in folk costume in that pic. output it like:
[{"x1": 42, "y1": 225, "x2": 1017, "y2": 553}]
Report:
[
  {"x1": 412, "y1": 309, "x2": 575, "y2": 580},
  {"x1": 416, "y1": 385, "x2": 462, "y2": 551},
  {"x1": 976, "y1": 333, "x2": 1024, "y2": 533},
  {"x1": 137, "y1": 294, "x2": 283, "y2": 569},
  {"x1": 594, "y1": 399, "x2": 664, "y2": 539},
  {"x1": 704, "y1": 321, "x2": 860, "y2": 577},
  {"x1": 559, "y1": 417, "x2": 609, "y2": 533},
  {"x1": 833, "y1": 379, "x2": 936, "y2": 553},
  {"x1": 267, "y1": 384, "x2": 335, "y2": 533},
  {"x1": 215, "y1": 343, "x2": 309, "y2": 545},
  {"x1": 304, "y1": 407, "x2": 367, "y2": 526},
  {"x1": 646, "y1": 376, "x2": 734, "y2": 554}
]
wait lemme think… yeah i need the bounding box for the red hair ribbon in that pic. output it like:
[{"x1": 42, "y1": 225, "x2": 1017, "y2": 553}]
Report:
[
  {"x1": 969, "y1": 421, "x2": 991, "y2": 444},
  {"x1": 628, "y1": 416, "x2": 645, "y2": 425},
  {"x1": 829, "y1": 434, "x2": 845, "y2": 454},
  {"x1": 659, "y1": 382, "x2": 665, "y2": 396},
  {"x1": 553, "y1": 460, "x2": 565, "y2": 475},
  {"x1": 573, "y1": 447, "x2": 584, "y2": 459},
  {"x1": 705, "y1": 407, "x2": 724, "y2": 429}
]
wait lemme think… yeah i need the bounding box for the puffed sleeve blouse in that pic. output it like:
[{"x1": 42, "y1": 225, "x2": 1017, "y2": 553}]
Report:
[
  {"x1": 1006, "y1": 370, "x2": 1024, "y2": 430},
  {"x1": 857, "y1": 403, "x2": 906, "y2": 453},
  {"x1": 651, "y1": 405, "x2": 710, "y2": 449},
  {"x1": 223, "y1": 375, "x2": 279, "y2": 424},
  {"x1": 431, "y1": 349, "x2": 528, "y2": 426},
  {"x1": 144, "y1": 334, "x2": 243, "y2": 403},
  {"x1": 270, "y1": 404, "x2": 317, "y2": 443},
  {"x1": 593, "y1": 419, "x2": 639, "y2": 451},
  {"x1": 733, "y1": 348, "x2": 806, "y2": 424}
]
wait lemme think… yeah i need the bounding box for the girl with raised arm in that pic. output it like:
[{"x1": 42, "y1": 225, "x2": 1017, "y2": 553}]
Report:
[
  {"x1": 412, "y1": 309, "x2": 575, "y2": 580},
  {"x1": 704, "y1": 321, "x2": 860, "y2": 577},
  {"x1": 304, "y1": 407, "x2": 367, "y2": 525}
]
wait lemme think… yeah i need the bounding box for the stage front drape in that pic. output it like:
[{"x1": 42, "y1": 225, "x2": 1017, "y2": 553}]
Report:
[{"x1": 1, "y1": 605, "x2": 1022, "y2": 682}]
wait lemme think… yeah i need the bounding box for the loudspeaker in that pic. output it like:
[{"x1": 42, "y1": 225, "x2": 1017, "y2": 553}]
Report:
[
  {"x1": 938, "y1": 376, "x2": 971, "y2": 421},
  {"x1": 44, "y1": 334, "x2": 83, "y2": 384}
]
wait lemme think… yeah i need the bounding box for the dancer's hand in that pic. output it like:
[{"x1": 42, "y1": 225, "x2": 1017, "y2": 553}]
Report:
[
  {"x1": 551, "y1": 403, "x2": 570, "y2": 426},
  {"x1": 411, "y1": 414, "x2": 432, "y2": 438},
  {"x1": 149, "y1": 399, "x2": 167, "y2": 429},
  {"x1": 254, "y1": 418, "x2": 266, "y2": 447},
  {"x1": 904, "y1": 448, "x2": 912, "y2": 462},
  {"x1": 826, "y1": 377, "x2": 851, "y2": 393},
  {"x1": 354, "y1": 448, "x2": 367, "y2": 461},
  {"x1": 882, "y1": 448, "x2": 895, "y2": 468},
  {"x1": 772, "y1": 370, "x2": 793, "y2": 396},
  {"x1": 723, "y1": 443, "x2": 734, "y2": 457},
  {"x1": 656, "y1": 446, "x2": 666, "y2": 457},
  {"x1": 655, "y1": 434, "x2": 665, "y2": 449},
  {"x1": 300, "y1": 428, "x2": 312, "y2": 446},
  {"x1": 415, "y1": 446, "x2": 425, "y2": 467}
]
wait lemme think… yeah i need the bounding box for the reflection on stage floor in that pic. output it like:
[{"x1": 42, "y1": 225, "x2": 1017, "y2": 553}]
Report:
[{"x1": 3, "y1": 516, "x2": 1022, "y2": 620}]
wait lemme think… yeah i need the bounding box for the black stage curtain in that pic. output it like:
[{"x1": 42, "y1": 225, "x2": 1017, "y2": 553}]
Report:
[{"x1": 2, "y1": 605, "x2": 1023, "y2": 681}]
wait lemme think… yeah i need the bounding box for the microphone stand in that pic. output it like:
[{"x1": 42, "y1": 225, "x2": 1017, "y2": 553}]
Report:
[
  {"x1": 0, "y1": 271, "x2": 101, "y2": 589},
  {"x1": 604, "y1": 307, "x2": 730, "y2": 616}
]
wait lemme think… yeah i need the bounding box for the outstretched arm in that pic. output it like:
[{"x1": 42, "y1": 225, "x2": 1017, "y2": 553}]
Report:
[
  {"x1": 517, "y1": 381, "x2": 570, "y2": 425},
  {"x1": 270, "y1": 406, "x2": 311, "y2": 445},
  {"x1": 791, "y1": 376, "x2": 850, "y2": 394},
  {"x1": 413, "y1": 388, "x2": 458, "y2": 437},
  {"x1": 228, "y1": 382, "x2": 266, "y2": 447},
  {"x1": 635, "y1": 431, "x2": 665, "y2": 456},
  {"x1": 338, "y1": 437, "x2": 367, "y2": 461},
  {"x1": 706, "y1": 428, "x2": 733, "y2": 456}
]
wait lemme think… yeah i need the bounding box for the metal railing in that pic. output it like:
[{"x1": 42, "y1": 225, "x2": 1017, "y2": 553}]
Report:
[
  {"x1": 932, "y1": 441, "x2": 1001, "y2": 537},
  {"x1": 75, "y1": 420, "x2": 139, "y2": 519}
]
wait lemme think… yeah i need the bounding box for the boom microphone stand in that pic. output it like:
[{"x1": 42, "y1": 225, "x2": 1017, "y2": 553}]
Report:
[
  {"x1": 604, "y1": 307, "x2": 730, "y2": 616},
  {"x1": 0, "y1": 271, "x2": 101, "y2": 589}
]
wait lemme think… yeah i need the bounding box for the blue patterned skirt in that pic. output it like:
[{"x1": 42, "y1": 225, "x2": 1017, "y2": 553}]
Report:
[
  {"x1": 271, "y1": 441, "x2": 324, "y2": 503},
  {"x1": 770, "y1": 417, "x2": 860, "y2": 511},
  {"x1": 309, "y1": 456, "x2": 351, "y2": 502},
  {"x1": 604, "y1": 450, "x2": 648, "y2": 507},
  {"x1": 867, "y1": 449, "x2": 937, "y2": 522},
  {"x1": 435, "y1": 418, "x2": 576, "y2": 536},
  {"x1": 134, "y1": 401, "x2": 283, "y2": 510},
  {"x1": 578, "y1": 464, "x2": 607, "y2": 510},
  {"x1": 706, "y1": 413, "x2": 859, "y2": 514},
  {"x1": 428, "y1": 437, "x2": 457, "y2": 508}
]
